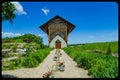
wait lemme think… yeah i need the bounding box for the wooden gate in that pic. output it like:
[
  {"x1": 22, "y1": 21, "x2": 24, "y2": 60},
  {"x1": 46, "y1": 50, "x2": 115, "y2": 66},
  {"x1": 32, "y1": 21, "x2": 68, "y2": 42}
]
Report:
[{"x1": 55, "y1": 40, "x2": 61, "y2": 49}]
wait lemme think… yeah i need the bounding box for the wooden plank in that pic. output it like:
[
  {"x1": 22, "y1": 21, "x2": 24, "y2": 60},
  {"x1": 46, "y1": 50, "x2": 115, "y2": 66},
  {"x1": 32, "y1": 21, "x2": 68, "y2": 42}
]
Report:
[{"x1": 56, "y1": 43, "x2": 61, "y2": 49}]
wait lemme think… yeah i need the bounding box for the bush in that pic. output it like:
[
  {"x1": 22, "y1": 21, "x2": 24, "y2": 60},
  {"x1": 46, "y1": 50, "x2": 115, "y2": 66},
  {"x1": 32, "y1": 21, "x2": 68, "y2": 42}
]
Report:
[
  {"x1": 14, "y1": 55, "x2": 22, "y2": 65},
  {"x1": 2, "y1": 33, "x2": 43, "y2": 45},
  {"x1": 63, "y1": 46, "x2": 118, "y2": 78},
  {"x1": 12, "y1": 45, "x2": 17, "y2": 52},
  {"x1": 2, "y1": 44, "x2": 6, "y2": 49},
  {"x1": 30, "y1": 53, "x2": 42, "y2": 63},
  {"x1": 88, "y1": 59, "x2": 107, "y2": 78},
  {"x1": 106, "y1": 44, "x2": 111, "y2": 55},
  {"x1": 2, "y1": 44, "x2": 11, "y2": 49},
  {"x1": 7, "y1": 62, "x2": 18, "y2": 70},
  {"x1": 15, "y1": 39, "x2": 24, "y2": 43},
  {"x1": 88, "y1": 58, "x2": 118, "y2": 78},
  {"x1": 8, "y1": 63, "x2": 15, "y2": 70},
  {"x1": 22, "y1": 57, "x2": 39, "y2": 68},
  {"x1": 21, "y1": 48, "x2": 52, "y2": 68}
]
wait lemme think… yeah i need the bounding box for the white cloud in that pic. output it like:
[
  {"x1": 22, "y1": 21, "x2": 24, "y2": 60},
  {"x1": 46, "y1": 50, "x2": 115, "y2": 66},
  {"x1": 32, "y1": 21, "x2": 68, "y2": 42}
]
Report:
[
  {"x1": 41, "y1": 7, "x2": 50, "y2": 15},
  {"x1": 38, "y1": 34, "x2": 47, "y2": 37},
  {"x1": 11, "y1": 2, "x2": 27, "y2": 15},
  {"x1": 2, "y1": 32, "x2": 22, "y2": 38}
]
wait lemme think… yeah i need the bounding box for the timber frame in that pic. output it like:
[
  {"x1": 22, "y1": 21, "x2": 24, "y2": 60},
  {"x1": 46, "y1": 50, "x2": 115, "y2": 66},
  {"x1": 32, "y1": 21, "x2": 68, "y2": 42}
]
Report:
[{"x1": 39, "y1": 15, "x2": 75, "y2": 44}]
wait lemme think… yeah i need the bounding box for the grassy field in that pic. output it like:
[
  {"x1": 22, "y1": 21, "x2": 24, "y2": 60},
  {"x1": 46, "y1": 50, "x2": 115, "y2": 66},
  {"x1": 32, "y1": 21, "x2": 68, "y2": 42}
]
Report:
[
  {"x1": 2, "y1": 39, "x2": 118, "y2": 78},
  {"x1": 63, "y1": 41, "x2": 118, "y2": 78},
  {"x1": 69, "y1": 41, "x2": 118, "y2": 54}
]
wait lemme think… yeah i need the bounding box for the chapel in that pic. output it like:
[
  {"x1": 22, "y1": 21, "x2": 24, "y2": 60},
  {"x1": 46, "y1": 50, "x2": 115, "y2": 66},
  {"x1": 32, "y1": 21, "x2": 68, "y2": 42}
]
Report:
[{"x1": 40, "y1": 15, "x2": 75, "y2": 48}]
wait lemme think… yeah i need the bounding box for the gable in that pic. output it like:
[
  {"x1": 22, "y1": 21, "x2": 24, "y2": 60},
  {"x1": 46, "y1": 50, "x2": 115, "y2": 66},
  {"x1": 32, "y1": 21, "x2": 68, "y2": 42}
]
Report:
[
  {"x1": 40, "y1": 15, "x2": 75, "y2": 34},
  {"x1": 50, "y1": 31, "x2": 66, "y2": 42},
  {"x1": 49, "y1": 35, "x2": 67, "y2": 48}
]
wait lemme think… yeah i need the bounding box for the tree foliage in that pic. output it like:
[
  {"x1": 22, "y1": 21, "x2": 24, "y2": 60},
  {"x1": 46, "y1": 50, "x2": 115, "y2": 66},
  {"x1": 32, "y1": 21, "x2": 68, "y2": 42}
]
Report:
[
  {"x1": 2, "y1": 33, "x2": 43, "y2": 44},
  {"x1": 2, "y1": 1, "x2": 16, "y2": 24},
  {"x1": 21, "y1": 34, "x2": 43, "y2": 44}
]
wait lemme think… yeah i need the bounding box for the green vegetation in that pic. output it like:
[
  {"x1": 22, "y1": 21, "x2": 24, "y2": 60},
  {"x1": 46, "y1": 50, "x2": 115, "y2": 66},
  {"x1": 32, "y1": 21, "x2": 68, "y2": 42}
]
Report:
[
  {"x1": 106, "y1": 44, "x2": 112, "y2": 55},
  {"x1": 21, "y1": 48, "x2": 52, "y2": 68},
  {"x1": 2, "y1": 33, "x2": 52, "y2": 70},
  {"x1": 12, "y1": 45, "x2": 17, "y2": 52},
  {"x1": 63, "y1": 43, "x2": 118, "y2": 78},
  {"x1": 15, "y1": 39, "x2": 24, "y2": 43},
  {"x1": 2, "y1": 43, "x2": 11, "y2": 49},
  {"x1": 71, "y1": 41, "x2": 118, "y2": 53},
  {"x1": 2, "y1": 33, "x2": 43, "y2": 44},
  {"x1": 2, "y1": 48, "x2": 52, "y2": 70},
  {"x1": 2, "y1": 33, "x2": 118, "y2": 78},
  {"x1": 2, "y1": 2, "x2": 16, "y2": 24}
]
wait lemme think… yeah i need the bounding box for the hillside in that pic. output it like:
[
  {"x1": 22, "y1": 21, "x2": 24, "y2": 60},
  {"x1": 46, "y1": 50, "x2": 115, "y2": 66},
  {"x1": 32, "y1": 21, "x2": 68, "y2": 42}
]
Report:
[{"x1": 68, "y1": 41, "x2": 118, "y2": 54}]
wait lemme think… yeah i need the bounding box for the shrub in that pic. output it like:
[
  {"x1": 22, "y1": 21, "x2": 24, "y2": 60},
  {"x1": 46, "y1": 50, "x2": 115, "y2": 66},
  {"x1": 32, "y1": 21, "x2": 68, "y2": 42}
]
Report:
[
  {"x1": 88, "y1": 59, "x2": 107, "y2": 78},
  {"x1": 2, "y1": 44, "x2": 6, "y2": 49},
  {"x1": 21, "y1": 48, "x2": 52, "y2": 68},
  {"x1": 88, "y1": 58, "x2": 118, "y2": 78},
  {"x1": 14, "y1": 55, "x2": 22, "y2": 65},
  {"x1": 30, "y1": 53, "x2": 42, "y2": 63},
  {"x1": 25, "y1": 47, "x2": 32, "y2": 57},
  {"x1": 106, "y1": 44, "x2": 111, "y2": 55},
  {"x1": 76, "y1": 52, "x2": 95, "y2": 69},
  {"x1": 63, "y1": 46, "x2": 118, "y2": 78},
  {"x1": 3, "y1": 44, "x2": 11, "y2": 49},
  {"x1": 8, "y1": 63, "x2": 15, "y2": 70},
  {"x1": 22, "y1": 57, "x2": 39, "y2": 68},
  {"x1": 15, "y1": 39, "x2": 24, "y2": 43},
  {"x1": 12, "y1": 45, "x2": 17, "y2": 52},
  {"x1": 7, "y1": 62, "x2": 17, "y2": 70}
]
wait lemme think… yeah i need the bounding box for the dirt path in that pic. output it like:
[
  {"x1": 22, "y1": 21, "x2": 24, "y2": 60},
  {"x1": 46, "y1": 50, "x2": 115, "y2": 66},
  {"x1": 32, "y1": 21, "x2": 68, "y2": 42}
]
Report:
[{"x1": 2, "y1": 49, "x2": 91, "y2": 78}]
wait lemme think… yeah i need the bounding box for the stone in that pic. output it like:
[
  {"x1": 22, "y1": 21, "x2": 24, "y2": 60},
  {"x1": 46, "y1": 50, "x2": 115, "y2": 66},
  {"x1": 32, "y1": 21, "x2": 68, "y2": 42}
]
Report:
[
  {"x1": 2, "y1": 49, "x2": 11, "y2": 54},
  {"x1": 2, "y1": 56, "x2": 18, "y2": 62}
]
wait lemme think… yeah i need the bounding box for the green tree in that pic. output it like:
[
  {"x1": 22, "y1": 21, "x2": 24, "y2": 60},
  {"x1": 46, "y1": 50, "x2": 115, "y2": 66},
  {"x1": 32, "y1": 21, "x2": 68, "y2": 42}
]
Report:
[
  {"x1": 2, "y1": 34, "x2": 43, "y2": 44},
  {"x1": 2, "y1": 1, "x2": 16, "y2": 24},
  {"x1": 22, "y1": 34, "x2": 43, "y2": 44}
]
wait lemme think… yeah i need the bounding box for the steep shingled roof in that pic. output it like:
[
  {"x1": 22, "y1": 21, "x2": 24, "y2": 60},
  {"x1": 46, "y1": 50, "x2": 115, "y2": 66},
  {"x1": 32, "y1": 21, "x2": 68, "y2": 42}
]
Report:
[{"x1": 39, "y1": 15, "x2": 75, "y2": 34}]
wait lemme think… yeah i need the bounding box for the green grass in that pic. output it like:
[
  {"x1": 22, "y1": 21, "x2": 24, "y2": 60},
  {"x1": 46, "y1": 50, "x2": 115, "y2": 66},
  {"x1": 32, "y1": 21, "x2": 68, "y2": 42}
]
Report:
[
  {"x1": 73, "y1": 41, "x2": 118, "y2": 53},
  {"x1": 2, "y1": 48, "x2": 53, "y2": 70},
  {"x1": 2, "y1": 33, "x2": 49, "y2": 70},
  {"x1": 63, "y1": 45, "x2": 118, "y2": 78},
  {"x1": 21, "y1": 48, "x2": 52, "y2": 68},
  {"x1": 2, "y1": 43, "x2": 11, "y2": 49}
]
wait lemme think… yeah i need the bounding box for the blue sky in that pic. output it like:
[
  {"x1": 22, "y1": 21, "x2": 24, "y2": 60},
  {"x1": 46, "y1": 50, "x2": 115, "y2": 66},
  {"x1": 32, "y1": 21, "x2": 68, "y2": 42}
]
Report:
[{"x1": 2, "y1": 2, "x2": 118, "y2": 45}]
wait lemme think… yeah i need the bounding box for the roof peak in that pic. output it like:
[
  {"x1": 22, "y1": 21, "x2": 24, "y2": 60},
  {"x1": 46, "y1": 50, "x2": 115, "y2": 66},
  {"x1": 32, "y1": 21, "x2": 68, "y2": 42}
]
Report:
[
  {"x1": 54, "y1": 15, "x2": 61, "y2": 18},
  {"x1": 40, "y1": 15, "x2": 76, "y2": 33}
]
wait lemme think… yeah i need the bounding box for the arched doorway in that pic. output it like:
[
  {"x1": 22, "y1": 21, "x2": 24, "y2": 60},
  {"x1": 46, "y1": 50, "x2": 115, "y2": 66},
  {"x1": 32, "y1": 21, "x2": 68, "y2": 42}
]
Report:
[{"x1": 55, "y1": 39, "x2": 61, "y2": 49}]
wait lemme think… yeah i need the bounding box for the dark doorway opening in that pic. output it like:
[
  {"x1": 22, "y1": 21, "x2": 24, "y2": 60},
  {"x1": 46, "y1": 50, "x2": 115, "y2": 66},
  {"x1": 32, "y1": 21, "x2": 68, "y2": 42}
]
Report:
[{"x1": 55, "y1": 40, "x2": 61, "y2": 49}]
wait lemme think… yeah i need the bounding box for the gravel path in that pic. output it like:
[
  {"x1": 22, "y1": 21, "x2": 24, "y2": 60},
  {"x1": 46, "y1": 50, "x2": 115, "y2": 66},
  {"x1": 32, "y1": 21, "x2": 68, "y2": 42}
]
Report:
[{"x1": 2, "y1": 49, "x2": 91, "y2": 78}]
